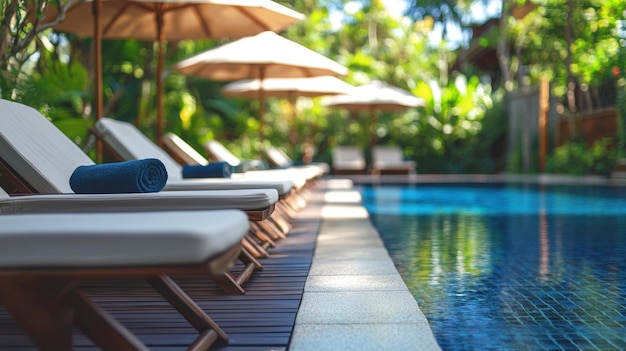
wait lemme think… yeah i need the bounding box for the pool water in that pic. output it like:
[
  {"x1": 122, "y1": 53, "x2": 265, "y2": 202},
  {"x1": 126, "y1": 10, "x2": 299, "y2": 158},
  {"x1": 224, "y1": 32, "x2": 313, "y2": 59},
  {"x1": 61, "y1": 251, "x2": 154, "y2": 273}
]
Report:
[{"x1": 359, "y1": 183, "x2": 626, "y2": 351}]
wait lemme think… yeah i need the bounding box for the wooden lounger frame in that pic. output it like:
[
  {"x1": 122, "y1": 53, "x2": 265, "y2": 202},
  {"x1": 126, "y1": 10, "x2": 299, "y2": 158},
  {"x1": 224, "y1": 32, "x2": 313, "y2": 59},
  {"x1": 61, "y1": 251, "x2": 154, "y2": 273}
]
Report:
[{"x1": 0, "y1": 243, "x2": 242, "y2": 350}]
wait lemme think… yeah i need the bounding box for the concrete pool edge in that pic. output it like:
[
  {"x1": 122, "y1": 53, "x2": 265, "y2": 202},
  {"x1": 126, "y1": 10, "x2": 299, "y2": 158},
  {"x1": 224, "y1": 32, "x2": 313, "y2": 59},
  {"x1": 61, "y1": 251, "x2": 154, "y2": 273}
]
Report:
[
  {"x1": 288, "y1": 179, "x2": 442, "y2": 351},
  {"x1": 327, "y1": 172, "x2": 626, "y2": 186}
]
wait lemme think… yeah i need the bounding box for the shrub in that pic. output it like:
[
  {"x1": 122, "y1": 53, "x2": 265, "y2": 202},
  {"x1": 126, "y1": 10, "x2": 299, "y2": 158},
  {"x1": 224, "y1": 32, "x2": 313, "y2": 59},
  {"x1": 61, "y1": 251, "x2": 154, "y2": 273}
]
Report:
[{"x1": 546, "y1": 138, "x2": 617, "y2": 177}]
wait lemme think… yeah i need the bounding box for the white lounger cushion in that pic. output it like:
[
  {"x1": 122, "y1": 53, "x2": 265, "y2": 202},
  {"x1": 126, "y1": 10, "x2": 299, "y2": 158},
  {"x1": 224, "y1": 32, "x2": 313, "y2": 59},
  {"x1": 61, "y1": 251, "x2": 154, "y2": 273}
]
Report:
[
  {"x1": 235, "y1": 170, "x2": 308, "y2": 188},
  {"x1": 164, "y1": 179, "x2": 293, "y2": 196},
  {"x1": 0, "y1": 210, "x2": 248, "y2": 268},
  {"x1": 95, "y1": 117, "x2": 295, "y2": 196},
  {"x1": 0, "y1": 189, "x2": 278, "y2": 214}
]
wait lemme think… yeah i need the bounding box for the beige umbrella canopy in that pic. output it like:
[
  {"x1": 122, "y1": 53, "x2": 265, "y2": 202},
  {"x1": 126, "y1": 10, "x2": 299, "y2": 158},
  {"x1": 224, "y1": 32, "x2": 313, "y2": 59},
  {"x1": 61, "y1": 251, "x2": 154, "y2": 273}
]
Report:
[
  {"x1": 222, "y1": 76, "x2": 355, "y2": 145},
  {"x1": 45, "y1": 0, "x2": 305, "y2": 145},
  {"x1": 173, "y1": 31, "x2": 349, "y2": 142},
  {"x1": 322, "y1": 80, "x2": 425, "y2": 149},
  {"x1": 221, "y1": 75, "x2": 355, "y2": 98}
]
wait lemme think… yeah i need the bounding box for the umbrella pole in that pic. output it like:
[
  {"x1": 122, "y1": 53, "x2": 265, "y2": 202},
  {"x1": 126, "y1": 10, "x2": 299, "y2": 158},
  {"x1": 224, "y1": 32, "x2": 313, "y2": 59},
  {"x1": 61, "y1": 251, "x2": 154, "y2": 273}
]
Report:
[
  {"x1": 258, "y1": 67, "x2": 266, "y2": 145},
  {"x1": 289, "y1": 94, "x2": 297, "y2": 148},
  {"x1": 92, "y1": 0, "x2": 103, "y2": 163},
  {"x1": 156, "y1": 11, "x2": 165, "y2": 145},
  {"x1": 369, "y1": 108, "x2": 377, "y2": 151}
]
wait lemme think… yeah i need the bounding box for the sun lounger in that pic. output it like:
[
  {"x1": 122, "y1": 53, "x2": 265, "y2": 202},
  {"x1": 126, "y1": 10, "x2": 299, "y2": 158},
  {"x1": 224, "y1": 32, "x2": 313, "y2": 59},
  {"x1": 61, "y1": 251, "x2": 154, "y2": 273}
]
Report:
[
  {"x1": 202, "y1": 139, "x2": 320, "y2": 210},
  {"x1": 203, "y1": 138, "x2": 319, "y2": 185},
  {"x1": 332, "y1": 146, "x2": 366, "y2": 174},
  {"x1": 164, "y1": 134, "x2": 312, "y2": 190},
  {"x1": 93, "y1": 118, "x2": 298, "y2": 233},
  {"x1": 0, "y1": 209, "x2": 247, "y2": 350},
  {"x1": 0, "y1": 181, "x2": 278, "y2": 261},
  {"x1": 0, "y1": 98, "x2": 280, "y2": 292},
  {"x1": 371, "y1": 145, "x2": 416, "y2": 175},
  {"x1": 161, "y1": 133, "x2": 310, "y2": 219},
  {"x1": 264, "y1": 145, "x2": 330, "y2": 175},
  {"x1": 204, "y1": 139, "x2": 266, "y2": 172},
  {"x1": 92, "y1": 118, "x2": 294, "y2": 197}
]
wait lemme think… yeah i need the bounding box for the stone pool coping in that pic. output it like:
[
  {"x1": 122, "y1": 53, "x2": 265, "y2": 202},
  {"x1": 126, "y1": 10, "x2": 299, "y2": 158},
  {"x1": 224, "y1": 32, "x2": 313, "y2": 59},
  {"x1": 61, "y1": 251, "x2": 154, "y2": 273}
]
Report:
[{"x1": 289, "y1": 179, "x2": 441, "y2": 351}]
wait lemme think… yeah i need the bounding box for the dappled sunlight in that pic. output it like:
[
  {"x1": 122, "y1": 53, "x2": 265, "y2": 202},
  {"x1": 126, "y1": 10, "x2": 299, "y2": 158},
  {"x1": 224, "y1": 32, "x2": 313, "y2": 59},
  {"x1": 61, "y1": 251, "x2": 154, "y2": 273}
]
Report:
[{"x1": 307, "y1": 274, "x2": 403, "y2": 291}]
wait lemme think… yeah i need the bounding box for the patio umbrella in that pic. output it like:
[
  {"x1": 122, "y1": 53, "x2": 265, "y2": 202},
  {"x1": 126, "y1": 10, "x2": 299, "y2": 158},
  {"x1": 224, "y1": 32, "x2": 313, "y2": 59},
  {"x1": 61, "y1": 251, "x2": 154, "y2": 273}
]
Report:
[
  {"x1": 45, "y1": 0, "x2": 305, "y2": 144},
  {"x1": 172, "y1": 31, "x2": 349, "y2": 142},
  {"x1": 221, "y1": 76, "x2": 355, "y2": 145},
  {"x1": 322, "y1": 80, "x2": 425, "y2": 150}
]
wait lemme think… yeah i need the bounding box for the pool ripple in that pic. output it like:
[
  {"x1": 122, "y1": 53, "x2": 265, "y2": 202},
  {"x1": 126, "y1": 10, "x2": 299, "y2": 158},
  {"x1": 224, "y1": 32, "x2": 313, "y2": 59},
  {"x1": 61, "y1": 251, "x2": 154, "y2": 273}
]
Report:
[{"x1": 360, "y1": 184, "x2": 626, "y2": 351}]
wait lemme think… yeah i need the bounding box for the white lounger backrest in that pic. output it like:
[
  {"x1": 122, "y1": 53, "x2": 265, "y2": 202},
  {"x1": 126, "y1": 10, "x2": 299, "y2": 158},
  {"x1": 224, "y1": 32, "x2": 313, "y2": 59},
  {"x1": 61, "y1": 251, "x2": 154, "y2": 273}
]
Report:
[
  {"x1": 162, "y1": 133, "x2": 209, "y2": 166},
  {"x1": 373, "y1": 146, "x2": 404, "y2": 163},
  {"x1": 0, "y1": 99, "x2": 95, "y2": 193},
  {"x1": 265, "y1": 147, "x2": 291, "y2": 168},
  {"x1": 204, "y1": 140, "x2": 241, "y2": 167},
  {"x1": 332, "y1": 146, "x2": 366, "y2": 170},
  {"x1": 95, "y1": 118, "x2": 185, "y2": 181}
]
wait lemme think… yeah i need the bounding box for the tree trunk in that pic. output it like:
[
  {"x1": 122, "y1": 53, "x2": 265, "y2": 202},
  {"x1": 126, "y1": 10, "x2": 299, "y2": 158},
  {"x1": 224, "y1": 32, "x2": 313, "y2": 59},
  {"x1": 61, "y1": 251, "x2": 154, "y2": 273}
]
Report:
[{"x1": 565, "y1": 0, "x2": 577, "y2": 136}]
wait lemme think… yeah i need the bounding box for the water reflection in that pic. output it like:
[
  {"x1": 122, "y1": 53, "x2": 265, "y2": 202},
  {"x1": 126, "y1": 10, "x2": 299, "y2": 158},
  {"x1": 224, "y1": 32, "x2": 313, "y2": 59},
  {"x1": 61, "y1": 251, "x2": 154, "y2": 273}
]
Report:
[{"x1": 362, "y1": 184, "x2": 626, "y2": 351}]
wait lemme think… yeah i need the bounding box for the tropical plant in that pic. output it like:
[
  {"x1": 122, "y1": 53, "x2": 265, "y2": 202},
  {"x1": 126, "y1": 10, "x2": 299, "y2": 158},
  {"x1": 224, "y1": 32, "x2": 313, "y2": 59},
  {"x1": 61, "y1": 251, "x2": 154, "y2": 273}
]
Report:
[
  {"x1": 546, "y1": 138, "x2": 618, "y2": 177},
  {"x1": 3, "y1": 0, "x2": 511, "y2": 173},
  {"x1": 0, "y1": 0, "x2": 78, "y2": 96}
]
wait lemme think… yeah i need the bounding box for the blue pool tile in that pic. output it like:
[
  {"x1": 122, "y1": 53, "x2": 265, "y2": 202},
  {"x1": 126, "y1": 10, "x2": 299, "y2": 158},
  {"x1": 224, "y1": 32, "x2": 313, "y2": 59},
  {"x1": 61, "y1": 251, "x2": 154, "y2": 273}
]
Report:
[{"x1": 360, "y1": 183, "x2": 626, "y2": 351}]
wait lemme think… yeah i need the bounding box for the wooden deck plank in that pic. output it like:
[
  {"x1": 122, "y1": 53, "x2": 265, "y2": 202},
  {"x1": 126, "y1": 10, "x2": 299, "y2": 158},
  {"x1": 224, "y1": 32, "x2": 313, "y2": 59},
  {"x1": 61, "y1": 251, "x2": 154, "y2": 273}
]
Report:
[{"x1": 0, "y1": 193, "x2": 321, "y2": 351}]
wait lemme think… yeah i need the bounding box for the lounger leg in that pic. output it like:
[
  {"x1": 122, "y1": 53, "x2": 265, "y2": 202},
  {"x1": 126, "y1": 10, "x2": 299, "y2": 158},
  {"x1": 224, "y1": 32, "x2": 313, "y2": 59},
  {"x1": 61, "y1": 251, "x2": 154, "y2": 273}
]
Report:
[
  {"x1": 147, "y1": 275, "x2": 228, "y2": 350},
  {"x1": 213, "y1": 273, "x2": 246, "y2": 295},
  {"x1": 208, "y1": 245, "x2": 251, "y2": 295},
  {"x1": 257, "y1": 220, "x2": 286, "y2": 240},
  {"x1": 0, "y1": 278, "x2": 74, "y2": 351},
  {"x1": 284, "y1": 193, "x2": 306, "y2": 212},
  {"x1": 277, "y1": 200, "x2": 298, "y2": 219},
  {"x1": 68, "y1": 288, "x2": 149, "y2": 351},
  {"x1": 270, "y1": 211, "x2": 291, "y2": 234},
  {"x1": 227, "y1": 249, "x2": 263, "y2": 292},
  {"x1": 249, "y1": 223, "x2": 277, "y2": 248},
  {"x1": 242, "y1": 236, "x2": 268, "y2": 258}
]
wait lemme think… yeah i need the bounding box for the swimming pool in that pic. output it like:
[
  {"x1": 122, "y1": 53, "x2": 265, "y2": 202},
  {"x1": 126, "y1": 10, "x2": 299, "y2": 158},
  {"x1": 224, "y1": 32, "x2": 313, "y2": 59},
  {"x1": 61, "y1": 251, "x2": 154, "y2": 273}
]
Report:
[{"x1": 359, "y1": 183, "x2": 626, "y2": 351}]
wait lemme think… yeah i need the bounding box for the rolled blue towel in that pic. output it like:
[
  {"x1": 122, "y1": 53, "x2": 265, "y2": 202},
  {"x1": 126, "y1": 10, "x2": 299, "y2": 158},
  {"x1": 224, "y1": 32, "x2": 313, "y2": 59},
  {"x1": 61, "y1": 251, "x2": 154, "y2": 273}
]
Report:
[
  {"x1": 69, "y1": 158, "x2": 168, "y2": 194},
  {"x1": 182, "y1": 162, "x2": 232, "y2": 179}
]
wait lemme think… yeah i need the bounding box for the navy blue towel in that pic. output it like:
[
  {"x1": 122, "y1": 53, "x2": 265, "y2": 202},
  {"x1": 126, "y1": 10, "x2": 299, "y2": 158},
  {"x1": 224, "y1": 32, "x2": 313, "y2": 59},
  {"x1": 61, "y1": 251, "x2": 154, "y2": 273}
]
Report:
[
  {"x1": 182, "y1": 162, "x2": 232, "y2": 179},
  {"x1": 69, "y1": 158, "x2": 168, "y2": 194}
]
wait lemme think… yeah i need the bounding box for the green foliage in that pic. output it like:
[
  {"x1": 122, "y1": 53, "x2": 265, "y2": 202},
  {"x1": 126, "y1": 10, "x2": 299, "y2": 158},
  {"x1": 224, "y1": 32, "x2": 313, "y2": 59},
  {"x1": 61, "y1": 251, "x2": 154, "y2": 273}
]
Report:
[
  {"x1": 12, "y1": 44, "x2": 91, "y2": 145},
  {"x1": 389, "y1": 73, "x2": 501, "y2": 173},
  {"x1": 4, "y1": 0, "x2": 509, "y2": 173},
  {"x1": 512, "y1": 0, "x2": 626, "y2": 98},
  {"x1": 546, "y1": 138, "x2": 618, "y2": 177}
]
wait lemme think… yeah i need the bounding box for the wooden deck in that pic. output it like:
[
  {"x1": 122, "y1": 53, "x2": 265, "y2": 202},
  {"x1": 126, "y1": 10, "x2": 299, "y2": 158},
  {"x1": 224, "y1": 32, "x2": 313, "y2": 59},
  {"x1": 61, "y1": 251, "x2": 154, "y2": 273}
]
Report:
[{"x1": 0, "y1": 208, "x2": 321, "y2": 350}]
